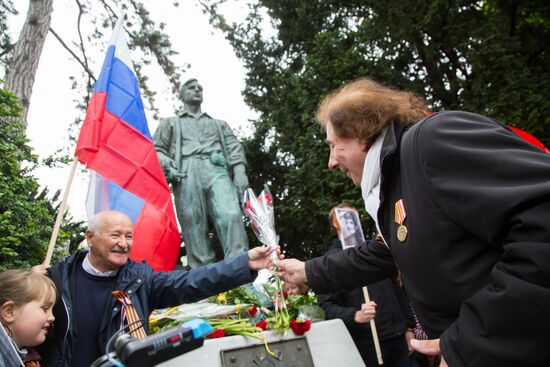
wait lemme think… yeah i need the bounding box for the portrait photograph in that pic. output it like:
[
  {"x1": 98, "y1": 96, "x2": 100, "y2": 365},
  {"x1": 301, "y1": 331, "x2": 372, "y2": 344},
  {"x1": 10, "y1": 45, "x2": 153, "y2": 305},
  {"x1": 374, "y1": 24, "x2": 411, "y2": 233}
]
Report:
[{"x1": 334, "y1": 208, "x2": 365, "y2": 249}]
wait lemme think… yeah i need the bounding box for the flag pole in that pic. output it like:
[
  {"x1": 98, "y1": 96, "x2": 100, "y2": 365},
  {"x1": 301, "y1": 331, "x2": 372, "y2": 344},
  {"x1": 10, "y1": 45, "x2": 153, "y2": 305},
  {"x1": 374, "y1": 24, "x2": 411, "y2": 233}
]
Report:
[
  {"x1": 363, "y1": 286, "x2": 384, "y2": 364},
  {"x1": 43, "y1": 157, "x2": 79, "y2": 267}
]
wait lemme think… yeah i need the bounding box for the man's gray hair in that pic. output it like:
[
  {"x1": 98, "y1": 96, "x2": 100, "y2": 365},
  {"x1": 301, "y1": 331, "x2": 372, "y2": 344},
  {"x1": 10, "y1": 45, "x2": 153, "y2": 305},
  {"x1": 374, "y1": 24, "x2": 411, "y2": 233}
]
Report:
[
  {"x1": 87, "y1": 211, "x2": 132, "y2": 234},
  {"x1": 87, "y1": 213, "x2": 104, "y2": 234}
]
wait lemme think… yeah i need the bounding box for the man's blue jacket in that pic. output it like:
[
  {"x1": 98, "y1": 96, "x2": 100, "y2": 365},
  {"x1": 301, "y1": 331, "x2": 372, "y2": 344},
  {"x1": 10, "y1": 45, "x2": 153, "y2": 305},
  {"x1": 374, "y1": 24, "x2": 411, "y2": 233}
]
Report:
[{"x1": 37, "y1": 250, "x2": 254, "y2": 366}]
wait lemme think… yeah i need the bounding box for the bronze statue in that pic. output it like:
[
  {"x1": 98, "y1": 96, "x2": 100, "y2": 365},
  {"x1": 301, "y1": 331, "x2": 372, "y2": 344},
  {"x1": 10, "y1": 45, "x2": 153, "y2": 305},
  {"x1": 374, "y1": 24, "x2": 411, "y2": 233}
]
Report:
[{"x1": 154, "y1": 79, "x2": 249, "y2": 268}]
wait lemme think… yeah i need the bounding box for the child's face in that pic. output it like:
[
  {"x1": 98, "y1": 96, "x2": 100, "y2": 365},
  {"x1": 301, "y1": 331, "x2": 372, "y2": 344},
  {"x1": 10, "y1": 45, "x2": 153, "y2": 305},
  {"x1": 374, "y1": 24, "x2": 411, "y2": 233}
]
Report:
[{"x1": 11, "y1": 295, "x2": 55, "y2": 347}]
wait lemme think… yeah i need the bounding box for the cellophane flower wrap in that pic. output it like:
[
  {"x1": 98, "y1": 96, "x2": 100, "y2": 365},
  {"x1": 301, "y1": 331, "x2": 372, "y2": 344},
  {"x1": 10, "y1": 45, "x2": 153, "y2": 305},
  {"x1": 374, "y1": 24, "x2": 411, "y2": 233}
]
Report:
[{"x1": 243, "y1": 187, "x2": 290, "y2": 334}]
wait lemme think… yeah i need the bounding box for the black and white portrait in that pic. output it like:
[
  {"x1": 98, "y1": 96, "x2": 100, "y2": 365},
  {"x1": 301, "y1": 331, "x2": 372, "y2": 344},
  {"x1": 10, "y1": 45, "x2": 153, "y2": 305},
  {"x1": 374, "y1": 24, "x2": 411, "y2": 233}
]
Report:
[{"x1": 335, "y1": 208, "x2": 365, "y2": 249}]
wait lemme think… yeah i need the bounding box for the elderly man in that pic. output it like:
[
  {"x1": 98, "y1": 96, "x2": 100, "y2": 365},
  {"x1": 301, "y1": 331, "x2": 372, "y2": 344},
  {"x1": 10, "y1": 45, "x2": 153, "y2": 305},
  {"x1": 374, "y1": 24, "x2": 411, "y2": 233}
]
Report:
[
  {"x1": 34, "y1": 210, "x2": 277, "y2": 367},
  {"x1": 278, "y1": 78, "x2": 550, "y2": 366},
  {"x1": 154, "y1": 78, "x2": 249, "y2": 268}
]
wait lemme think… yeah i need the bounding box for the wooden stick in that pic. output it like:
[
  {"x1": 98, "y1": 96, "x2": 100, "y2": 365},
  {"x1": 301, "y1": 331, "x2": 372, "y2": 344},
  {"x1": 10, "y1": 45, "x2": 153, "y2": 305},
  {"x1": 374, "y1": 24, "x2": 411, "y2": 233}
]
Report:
[
  {"x1": 43, "y1": 157, "x2": 79, "y2": 267},
  {"x1": 363, "y1": 286, "x2": 383, "y2": 365}
]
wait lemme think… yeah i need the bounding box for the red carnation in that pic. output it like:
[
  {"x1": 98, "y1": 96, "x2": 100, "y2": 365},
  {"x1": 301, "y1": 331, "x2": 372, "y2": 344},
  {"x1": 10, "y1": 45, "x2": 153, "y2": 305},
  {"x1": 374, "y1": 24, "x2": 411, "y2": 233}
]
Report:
[
  {"x1": 256, "y1": 320, "x2": 268, "y2": 331},
  {"x1": 247, "y1": 305, "x2": 258, "y2": 317},
  {"x1": 209, "y1": 329, "x2": 225, "y2": 338},
  {"x1": 290, "y1": 319, "x2": 311, "y2": 336}
]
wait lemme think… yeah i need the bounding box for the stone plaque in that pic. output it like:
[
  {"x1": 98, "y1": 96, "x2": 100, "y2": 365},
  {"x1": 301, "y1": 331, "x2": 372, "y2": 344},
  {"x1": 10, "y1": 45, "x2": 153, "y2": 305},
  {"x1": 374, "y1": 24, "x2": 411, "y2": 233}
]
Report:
[{"x1": 220, "y1": 337, "x2": 314, "y2": 367}]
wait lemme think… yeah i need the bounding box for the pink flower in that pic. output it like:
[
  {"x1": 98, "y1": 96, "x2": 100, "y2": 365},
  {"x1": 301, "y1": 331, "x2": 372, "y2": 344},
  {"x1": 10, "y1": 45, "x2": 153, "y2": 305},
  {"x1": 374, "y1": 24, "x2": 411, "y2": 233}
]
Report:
[
  {"x1": 290, "y1": 319, "x2": 311, "y2": 336},
  {"x1": 274, "y1": 290, "x2": 289, "y2": 308}
]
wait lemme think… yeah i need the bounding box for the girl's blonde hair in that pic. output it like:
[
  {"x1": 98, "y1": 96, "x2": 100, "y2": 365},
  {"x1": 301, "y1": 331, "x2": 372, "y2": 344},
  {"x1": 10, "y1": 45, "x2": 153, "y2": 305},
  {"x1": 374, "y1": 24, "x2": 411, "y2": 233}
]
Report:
[{"x1": 0, "y1": 269, "x2": 57, "y2": 307}]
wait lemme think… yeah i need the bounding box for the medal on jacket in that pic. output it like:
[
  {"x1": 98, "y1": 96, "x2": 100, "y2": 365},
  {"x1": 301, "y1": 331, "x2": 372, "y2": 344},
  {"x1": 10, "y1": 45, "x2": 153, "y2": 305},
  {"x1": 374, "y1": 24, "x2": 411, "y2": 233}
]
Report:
[
  {"x1": 112, "y1": 290, "x2": 147, "y2": 340},
  {"x1": 395, "y1": 199, "x2": 408, "y2": 242}
]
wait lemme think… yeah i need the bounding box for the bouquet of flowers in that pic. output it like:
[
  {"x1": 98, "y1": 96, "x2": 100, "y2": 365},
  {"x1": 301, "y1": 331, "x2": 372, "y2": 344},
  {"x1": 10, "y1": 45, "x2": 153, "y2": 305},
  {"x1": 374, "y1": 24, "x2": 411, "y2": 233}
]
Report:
[
  {"x1": 243, "y1": 187, "x2": 279, "y2": 261},
  {"x1": 243, "y1": 186, "x2": 290, "y2": 334},
  {"x1": 149, "y1": 302, "x2": 277, "y2": 355}
]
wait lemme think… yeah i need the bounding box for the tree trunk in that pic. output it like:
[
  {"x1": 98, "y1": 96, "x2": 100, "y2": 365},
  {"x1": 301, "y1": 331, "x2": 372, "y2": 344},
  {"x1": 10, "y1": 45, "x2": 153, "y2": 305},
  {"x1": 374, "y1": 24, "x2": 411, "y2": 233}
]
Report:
[{"x1": 5, "y1": 0, "x2": 54, "y2": 126}]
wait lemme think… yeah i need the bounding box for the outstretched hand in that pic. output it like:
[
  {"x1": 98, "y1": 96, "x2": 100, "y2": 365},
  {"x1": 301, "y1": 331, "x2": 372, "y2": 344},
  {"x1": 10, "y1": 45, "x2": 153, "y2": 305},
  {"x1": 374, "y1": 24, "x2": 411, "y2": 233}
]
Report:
[
  {"x1": 410, "y1": 338, "x2": 448, "y2": 367},
  {"x1": 248, "y1": 246, "x2": 283, "y2": 270},
  {"x1": 277, "y1": 258, "x2": 307, "y2": 286}
]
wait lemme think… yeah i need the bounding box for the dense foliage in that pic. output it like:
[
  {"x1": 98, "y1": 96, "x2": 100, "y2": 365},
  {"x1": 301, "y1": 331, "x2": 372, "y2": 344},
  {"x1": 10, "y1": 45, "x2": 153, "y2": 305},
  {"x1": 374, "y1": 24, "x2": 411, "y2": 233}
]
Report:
[
  {"x1": 0, "y1": 0, "x2": 16, "y2": 70},
  {"x1": 0, "y1": 85, "x2": 84, "y2": 270},
  {"x1": 201, "y1": 0, "x2": 550, "y2": 258},
  {"x1": 1, "y1": 1, "x2": 548, "y2": 263},
  {"x1": 0, "y1": 1, "x2": 179, "y2": 267}
]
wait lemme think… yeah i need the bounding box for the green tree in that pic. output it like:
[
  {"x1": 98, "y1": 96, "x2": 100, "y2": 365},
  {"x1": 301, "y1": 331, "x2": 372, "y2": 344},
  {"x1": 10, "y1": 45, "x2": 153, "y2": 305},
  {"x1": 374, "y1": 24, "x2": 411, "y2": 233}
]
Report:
[
  {"x1": 463, "y1": 1, "x2": 550, "y2": 138},
  {"x1": 0, "y1": 1, "x2": 184, "y2": 266},
  {"x1": 1, "y1": 1, "x2": 185, "y2": 131},
  {"x1": 4, "y1": 0, "x2": 53, "y2": 123},
  {"x1": 201, "y1": 0, "x2": 550, "y2": 257},
  {"x1": 0, "y1": 84, "x2": 84, "y2": 270}
]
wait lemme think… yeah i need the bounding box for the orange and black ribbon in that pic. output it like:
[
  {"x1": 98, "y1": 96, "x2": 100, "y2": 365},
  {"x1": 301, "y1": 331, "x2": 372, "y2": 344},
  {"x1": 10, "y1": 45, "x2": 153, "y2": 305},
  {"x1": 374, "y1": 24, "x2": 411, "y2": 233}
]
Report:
[{"x1": 112, "y1": 290, "x2": 147, "y2": 340}]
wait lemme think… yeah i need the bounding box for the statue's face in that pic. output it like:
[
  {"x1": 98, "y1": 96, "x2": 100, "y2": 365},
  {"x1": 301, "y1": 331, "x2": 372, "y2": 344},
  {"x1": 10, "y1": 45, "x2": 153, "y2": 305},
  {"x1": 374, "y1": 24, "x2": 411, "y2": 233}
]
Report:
[{"x1": 181, "y1": 80, "x2": 203, "y2": 105}]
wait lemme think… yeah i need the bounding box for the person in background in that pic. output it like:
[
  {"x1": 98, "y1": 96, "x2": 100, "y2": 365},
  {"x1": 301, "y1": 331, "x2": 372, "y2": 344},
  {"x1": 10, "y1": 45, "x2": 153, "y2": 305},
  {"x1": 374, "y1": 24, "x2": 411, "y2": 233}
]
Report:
[
  {"x1": 0, "y1": 269, "x2": 56, "y2": 367},
  {"x1": 33, "y1": 210, "x2": 279, "y2": 367},
  {"x1": 317, "y1": 204, "x2": 414, "y2": 367},
  {"x1": 284, "y1": 281, "x2": 310, "y2": 296},
  {"x1": 278, "y1": 77, "x2": 550, "y2": 366}
]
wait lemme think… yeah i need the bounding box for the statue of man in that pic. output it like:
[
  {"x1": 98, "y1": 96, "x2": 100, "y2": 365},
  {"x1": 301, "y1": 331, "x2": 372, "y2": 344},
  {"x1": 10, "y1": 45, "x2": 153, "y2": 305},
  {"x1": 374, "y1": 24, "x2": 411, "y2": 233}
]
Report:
[{"x1": 154, "y1": 78, "x2": 249, "y2": 268}]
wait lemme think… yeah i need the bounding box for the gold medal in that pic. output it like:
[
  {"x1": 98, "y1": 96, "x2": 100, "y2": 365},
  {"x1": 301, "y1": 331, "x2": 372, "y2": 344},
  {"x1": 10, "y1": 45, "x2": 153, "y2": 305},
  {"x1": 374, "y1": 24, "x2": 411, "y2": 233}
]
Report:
[
  {"x1": 397, "y1": 224, "x2": 408, "y2": 242},
  {"x1": 395, "y1": 199, "x2": 408, "y2": 242}
]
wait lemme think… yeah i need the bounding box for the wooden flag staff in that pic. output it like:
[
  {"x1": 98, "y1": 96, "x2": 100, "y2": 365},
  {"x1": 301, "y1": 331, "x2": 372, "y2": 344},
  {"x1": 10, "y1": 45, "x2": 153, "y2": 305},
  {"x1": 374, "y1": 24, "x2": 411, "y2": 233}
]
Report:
[
  {"x1": 43, "y1": 157, "x2": 79, "y2": 267},
  {"x1": 363, "y1": 285, "x2": 384, "y2": 365}
]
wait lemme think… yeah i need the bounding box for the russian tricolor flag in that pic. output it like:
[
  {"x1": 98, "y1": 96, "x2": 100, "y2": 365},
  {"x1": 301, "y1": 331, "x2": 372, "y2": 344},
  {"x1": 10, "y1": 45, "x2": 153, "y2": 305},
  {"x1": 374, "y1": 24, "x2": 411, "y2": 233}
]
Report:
[{"x1": 75, "y1": 16, "x2": 181, "y2": 271}]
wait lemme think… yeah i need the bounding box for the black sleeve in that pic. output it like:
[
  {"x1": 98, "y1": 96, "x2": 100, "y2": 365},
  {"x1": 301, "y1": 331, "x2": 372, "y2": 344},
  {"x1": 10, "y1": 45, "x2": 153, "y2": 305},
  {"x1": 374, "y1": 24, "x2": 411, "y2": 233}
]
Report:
[
  {"x1": 417, "y1": 112, "x2": 550, "y2": 367},
  {"x1": 305, "y1": 239, "x2": 397, "y2": 294},
  {"x1": 391, "y1": 278, "x2": 415, "y2": 330},
  {"x1": 314, "y1": 243, "x2": 362, "y2": 329}
]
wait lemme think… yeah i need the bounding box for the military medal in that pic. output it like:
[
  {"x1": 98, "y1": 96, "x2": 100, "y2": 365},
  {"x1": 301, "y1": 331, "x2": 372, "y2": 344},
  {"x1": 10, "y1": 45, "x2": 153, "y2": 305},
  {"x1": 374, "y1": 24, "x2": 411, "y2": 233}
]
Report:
[
  {"x1": 397, "y1": 224, "x2": 408, "y2": 242},
  {"x1": 395, "y1": 199, "x2": 408, "y2": 242}
]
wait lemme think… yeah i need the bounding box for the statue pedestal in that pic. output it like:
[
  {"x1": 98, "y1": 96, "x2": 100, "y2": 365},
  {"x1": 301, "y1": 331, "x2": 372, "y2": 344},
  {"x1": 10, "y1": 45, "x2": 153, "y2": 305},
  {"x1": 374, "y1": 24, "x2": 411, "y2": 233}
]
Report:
[{"x1": 158, "y1": 319, "x2": 365, "y2": 366}]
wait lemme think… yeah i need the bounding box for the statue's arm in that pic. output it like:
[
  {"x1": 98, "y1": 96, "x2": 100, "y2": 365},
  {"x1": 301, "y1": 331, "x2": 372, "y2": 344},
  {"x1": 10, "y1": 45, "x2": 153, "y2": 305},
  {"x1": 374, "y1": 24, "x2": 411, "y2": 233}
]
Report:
[
  {"x1": 220, "y1": 120, "x2": 247, "y2": 168},
  {"x1": 219, "y1": 120, "x2": 248, "y2": 200},
  {"x1": 153, "y1": 118, "x2": 179, "y2": 181}
]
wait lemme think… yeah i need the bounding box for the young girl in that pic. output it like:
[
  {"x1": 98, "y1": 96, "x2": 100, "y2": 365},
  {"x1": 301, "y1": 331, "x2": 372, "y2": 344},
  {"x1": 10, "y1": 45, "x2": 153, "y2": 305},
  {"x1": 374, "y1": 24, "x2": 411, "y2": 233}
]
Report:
[{"x1": 0, "y1": 269, "x2": 56, "y2": 367}]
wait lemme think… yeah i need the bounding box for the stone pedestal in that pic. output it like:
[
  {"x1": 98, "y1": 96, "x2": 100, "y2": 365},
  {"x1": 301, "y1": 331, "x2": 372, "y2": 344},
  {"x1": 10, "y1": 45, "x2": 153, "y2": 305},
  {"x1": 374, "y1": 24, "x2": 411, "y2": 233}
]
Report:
[{"x1": 158, "y1": 318, "x2": 365, "y2": 366}]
